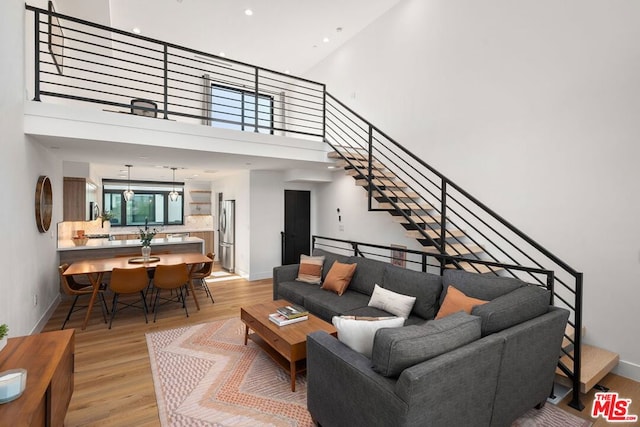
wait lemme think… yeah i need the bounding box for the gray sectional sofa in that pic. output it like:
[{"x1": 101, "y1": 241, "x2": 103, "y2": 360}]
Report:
[{"x1": 272, "y1": 248, "x2": 570, "y2": 427}]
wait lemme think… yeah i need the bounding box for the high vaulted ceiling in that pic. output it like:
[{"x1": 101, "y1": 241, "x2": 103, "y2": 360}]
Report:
[{"x1": 49, "y1": 0, "x2": 401, "y2": 181}]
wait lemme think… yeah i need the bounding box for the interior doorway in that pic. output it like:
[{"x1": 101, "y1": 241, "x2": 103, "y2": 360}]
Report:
[{"x1": 283, "y1": 190, "x2": 311, "y2": 265}]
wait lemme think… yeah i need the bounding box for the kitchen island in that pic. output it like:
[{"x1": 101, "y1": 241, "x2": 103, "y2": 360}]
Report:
[{"x1": 57, "y1": 236, "x2": 204, "y2": 265}]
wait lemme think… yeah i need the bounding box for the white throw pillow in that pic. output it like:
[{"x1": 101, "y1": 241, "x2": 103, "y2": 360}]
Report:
[
  {"x1": 368, "y1": 284, "x2": 417, "y2": 319},
  {"x1": 332, "y1": 315, "x2": 405, "y2": 358}
]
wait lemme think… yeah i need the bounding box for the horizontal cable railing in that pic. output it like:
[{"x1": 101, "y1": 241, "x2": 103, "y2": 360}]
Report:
[
  {"x1": 27, "y1": 5, "x2": 326, "y2": 140},
  {"x1": 26, "y1": 4, "x2": 583, "y2": 411},
  {"x1": 324, "y1": 92, "x2": 584, "y2": 410}
]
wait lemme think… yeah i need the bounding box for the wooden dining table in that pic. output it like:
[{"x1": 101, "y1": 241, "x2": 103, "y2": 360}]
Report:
[{"x1": 62, "y1": 252, "x2": 212, "y2": 329}]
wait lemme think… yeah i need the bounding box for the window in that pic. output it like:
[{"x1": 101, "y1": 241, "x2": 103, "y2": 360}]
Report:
[
  {"x1": 211, "y1": 84, "x2": 274, "y2": 134},
  {"x1": 103, "y1": 181, "x2": 184, "y2": 227}
]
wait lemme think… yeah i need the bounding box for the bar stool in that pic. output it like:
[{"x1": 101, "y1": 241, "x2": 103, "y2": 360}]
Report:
[
  {"x1": 152, "y1": 263, "x2": 190, "y2": 322},
  {"x1": 190, "y1": 252, "x2": 215, "y2": 304},
  {"x1": 58, "y1": 264, "x2": 109, "y2": 329},
  {"x1": 108, "y1": 267, "x2": 150, "y2": 329}
]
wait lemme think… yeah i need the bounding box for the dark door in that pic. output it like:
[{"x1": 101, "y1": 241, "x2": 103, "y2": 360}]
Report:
[{"x1": 283, "y1": 190, "x2": 311, "y2": 265}]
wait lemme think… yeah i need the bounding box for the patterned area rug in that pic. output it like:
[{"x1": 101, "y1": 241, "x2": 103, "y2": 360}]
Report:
[{"x1": 146, "y1": 318, "x2": 591, "y2": 427}]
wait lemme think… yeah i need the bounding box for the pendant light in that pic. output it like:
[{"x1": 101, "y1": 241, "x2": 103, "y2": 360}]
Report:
[
  {"x1": 123, "y1": 164, "x2": 134, "y2": 202},
  {"x1": 169, "y1": 167, "x2": 179, "y2": 202}
]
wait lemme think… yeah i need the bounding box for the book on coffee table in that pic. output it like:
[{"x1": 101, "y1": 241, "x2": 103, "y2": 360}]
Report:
[
  {"x1": 276, "y1": 304, "x2": 309, "y2": 319},
  {"x1": 269, "y1": 312, "x2": 309, "y2": 326}
]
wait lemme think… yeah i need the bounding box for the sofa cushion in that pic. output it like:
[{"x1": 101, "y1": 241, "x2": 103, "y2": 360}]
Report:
[
  {"x1": 296, "y1": 254, "x2": 325, "y2": 284},
  {"x1": 332, "y1": 315, "x2": 405, "y2": 358},
  {"x1": 312, "y1": 248, "x2": 351, "y2": 280},
  {"x1": 346, "y1": 256, "x2": 388, "y2": 295},
  {"x1": 382, "y1": 265, "x2": 442, "y2": 319},
  {"x1": 322, "y1": 261, "x2": 357, "y2": 295},
  {"x1": 304, "y1": 289, "x2": 371, "y2": 322},
  {"x1": 471, "y1": 285, "x2": 551, "y2": 335},
  {"x1": 441, "y1": 269, "x2": 527, "y2": 304},
  {"x1": 372, "y1": 311, "x2": 482, "y2": 377},
  {"x1": 276, "y1": 281, "x2": 326, "y2": 306},
  {"x1": 368, "y1": 284, "x2": 416, "y2": 319},
  {"x1": 435, "y1": 285, "x2": 488, "y2": 319}
]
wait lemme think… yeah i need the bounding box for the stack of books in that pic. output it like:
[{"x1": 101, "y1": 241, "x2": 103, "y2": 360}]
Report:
[{"x1": 269, "y1": 304, "x2": 309, "y2": 326}]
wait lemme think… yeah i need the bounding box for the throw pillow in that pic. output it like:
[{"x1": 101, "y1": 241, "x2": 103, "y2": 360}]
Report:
[
  {"x1": 332, "y1": 315, "x2": 405, "y2": 358},
  {"x1": 372, "y1": 312, "x2": 482, "y2": 377},
  {"x1": 296, "y1": 254, "x2": 325, "y2": 284},
  {"x1": 435, "y1": 285, "x2": 488, "y2": 319},
  {"x1": 368, "y1": 284, "x2": 417, "y2": 319},
  {"x1": 321, "y1": 261, "x2": 357, "y2": 296}
]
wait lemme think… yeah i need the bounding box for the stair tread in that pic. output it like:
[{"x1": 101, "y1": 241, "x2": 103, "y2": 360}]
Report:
[
  {"x1": 346, "y1": 169, "x2": 395, "y2": 178},
  {"x1": 392, "y1": 214, "x2": 441, "y2": 224},
  {"x1": 380, "y1": 202, "x2": 434, "y2": 210},
  {"x1": 335, "y1": 159, "x2": 385, "y2": 169},
  {"x1": 328, "y1": 150, "x2": 368, "y2": 160},
  {"x1": 555, "y1": 344, "x2": 619, "y2": 394},
  {"x1": 355, "y1": 178, "x2": 408, "y2": 188},
  {"x1": 374, "y1": 189, "x2": 420, "y2": 199},
  {"x1": 406, "y1": 229, "x2": 465, "y2": 239},
  {"x1": 423, "y1": 243, "x2": 483, "y2": 256}
]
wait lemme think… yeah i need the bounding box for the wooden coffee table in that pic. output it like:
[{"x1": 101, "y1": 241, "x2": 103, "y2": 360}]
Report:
[{"x1": 241, "y1": 300, "x2": 337, "y2": 391}]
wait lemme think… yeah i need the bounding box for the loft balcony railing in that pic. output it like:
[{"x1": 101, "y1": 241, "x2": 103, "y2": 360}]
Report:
[{"x1": 26, "y1": 4, "x2": 584, "y2": 410}]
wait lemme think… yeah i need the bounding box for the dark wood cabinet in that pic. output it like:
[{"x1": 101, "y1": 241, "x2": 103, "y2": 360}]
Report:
[
  {"x1": 0, "y1": 329, "x2": 75, "y2": 426},
  {"x1": 63, "y1": 177, "x2": 86, "y2": 221}
]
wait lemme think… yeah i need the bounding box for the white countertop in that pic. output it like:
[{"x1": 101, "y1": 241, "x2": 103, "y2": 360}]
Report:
[{"x1": 57, "y1": 236, "x2": 204, "y2": 251}]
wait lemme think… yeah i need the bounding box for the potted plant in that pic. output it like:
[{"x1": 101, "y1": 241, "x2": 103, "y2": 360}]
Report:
[
  {"x1": 139, "y1": 218, "x2": 159, "y2": 260},
  {"x1": 99, "y1": 211, "x2": 115, "y2": 228},
  {"x1": 0, "y1": 324, "x2": 8, "y2": 352}
]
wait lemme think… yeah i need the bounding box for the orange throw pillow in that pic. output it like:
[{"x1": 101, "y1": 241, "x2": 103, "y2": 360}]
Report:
[
  {"x1": 435, "y1": 285, "x2": 488, "y2": 319},
  {"x1": 321, "y1": 261, "x2": 357, "y2": 296}
]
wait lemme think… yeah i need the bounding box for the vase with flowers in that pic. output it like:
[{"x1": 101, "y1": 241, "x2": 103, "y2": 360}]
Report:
[{"x1": 139, "y1": 218, "x2": 158, "y2": 261}]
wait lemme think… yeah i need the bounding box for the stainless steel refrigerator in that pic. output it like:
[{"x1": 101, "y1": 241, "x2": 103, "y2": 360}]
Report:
[{"x1": 219, "y1": 200, "x2": 235, "y2": 272}]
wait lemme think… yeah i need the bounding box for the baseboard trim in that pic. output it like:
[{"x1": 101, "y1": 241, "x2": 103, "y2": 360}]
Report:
[
  {"x1": 30, "y1": 294, "x2": 61, "y2": 334},
  {"x1": 612, "y1": 359, "x2": 640, "y2": 382}
]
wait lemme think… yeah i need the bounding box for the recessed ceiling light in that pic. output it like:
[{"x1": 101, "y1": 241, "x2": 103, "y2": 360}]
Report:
[
  {"x1": 327, "y1": 166, "x2": 336, "y2": 169},
  {"x1": 132, "y1": 27, "x2": 141, "y2": 34},
  {"x1": 284, "y1": 70, "x2": 290, "y2": 74},
  {"x1": 323, "y1": 37, "x2": 330, "y2": 43},
  {"x1": 244, "y1": 8, "x2": 253, "y2": 16},
  {"x1": 219, "y1": 52, "x2": 226, "y2": 57}
]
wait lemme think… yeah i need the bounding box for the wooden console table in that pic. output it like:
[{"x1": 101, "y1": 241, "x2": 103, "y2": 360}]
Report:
[{"x1": 0, "y1": 329, "x2": 75, "y2": 426}]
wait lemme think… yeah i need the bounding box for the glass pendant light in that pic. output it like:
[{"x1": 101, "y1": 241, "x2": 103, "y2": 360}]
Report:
[
  {"x1": 123, "y1": 164, "x2": 134, "y2": 202},
  {"x1": 169, "y1": 167, "x2": 179, "y2": 202}
]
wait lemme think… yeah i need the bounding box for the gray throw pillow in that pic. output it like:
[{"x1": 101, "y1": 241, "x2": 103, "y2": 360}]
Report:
[
  {"x1": 371, "y1": 311, "x2": 481, "y2": 377},
  {"x1": 471, "y1": 285, "x2": 550, "y2": 335}
]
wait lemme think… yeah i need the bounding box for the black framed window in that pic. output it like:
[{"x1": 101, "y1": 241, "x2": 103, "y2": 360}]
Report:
[
  {"x1": 103, "y1": 181, "x2": 184, "y2": 227},
  {"x1": 211, "y1": 84, "x2": 274, "y2": 134}
]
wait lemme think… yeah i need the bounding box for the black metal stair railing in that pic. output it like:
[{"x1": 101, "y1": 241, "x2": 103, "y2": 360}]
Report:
[
  {"x1": 324, "y1": 92, "x2": 584, "y2": 410},
  {"x1": 25, "y1": 4, "x2": 584, "y2": 411}
]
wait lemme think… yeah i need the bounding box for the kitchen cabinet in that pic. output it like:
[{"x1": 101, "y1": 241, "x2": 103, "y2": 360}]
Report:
[
  {"x1": 0, "y1": 329, "x2": 74, "y2": 426},
  {"x1": 63, "y1": 177, "x2": 97, "y2": 221},
  {"x1": 191, "y1": 230, "x2": 214, "y2": 255}
]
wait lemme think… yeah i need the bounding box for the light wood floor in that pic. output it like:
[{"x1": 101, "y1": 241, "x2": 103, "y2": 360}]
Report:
[{"x1": 41, "y1": 274, "x2": 639, "y2": 426}]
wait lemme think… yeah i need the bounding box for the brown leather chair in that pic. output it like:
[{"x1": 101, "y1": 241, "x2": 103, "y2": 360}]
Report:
[
  {"x1": 190, "y1": 252, "x2": 215, "y2": 304},
  {"x1": 108, "y1": 267, "x2": 150, "y2": 329},
  {"x1": 151, "y1": 263, "x2": 190, "y2": 322},
  {"x1": 59, "y1": 263, "x2": 108, "y2": 329}
]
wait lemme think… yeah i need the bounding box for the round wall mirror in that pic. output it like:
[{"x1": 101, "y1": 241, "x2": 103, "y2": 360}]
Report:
[{"x1": 35, "y1": 175, "x2": 53, "y2": 233}]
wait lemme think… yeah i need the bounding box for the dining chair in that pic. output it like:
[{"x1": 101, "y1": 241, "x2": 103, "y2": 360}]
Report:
[
  {"x1": 58, "y1": 263, "x2": 109, "y2": 330},
  {"x1": 190, "y1": 252, "x2": 215, "y2": 304},
  {"x1": 151, "y1": 263, "x2": 190, "y2": 322},
  {"x1": 108, "y1": 267, "x2": 150, "y2": 329}
]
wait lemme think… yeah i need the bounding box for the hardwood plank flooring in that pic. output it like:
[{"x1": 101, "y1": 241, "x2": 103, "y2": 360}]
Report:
[{"x1": 41, "y1": 273, "x2": 639, "y2": 426}]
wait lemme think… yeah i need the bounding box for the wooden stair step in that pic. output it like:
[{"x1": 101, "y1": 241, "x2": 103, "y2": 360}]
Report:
[
  {"x1": 379, "y1": 202, "x2": 434, "y2": 211},
  {"x1": 555, "y1": 344, "x2": 619, "y2": 394},
  {"x1": 444, "y1": 262, "x2": 499, "y2": 274},
  {"x1": 328, "y1": 150, "x2": 368, "y2": 161},
  {"x1": 406, "y1": 229, "x2": 465, "y2": 239},
  {"x1": 355, "y1": 178, "x2": 408, "y2": 188},
  {"x1": 374, "y1": 189, "x2": 420, "y2": 199},
  {"x1": 423, "y1": 243, "x2": 483, "y2": 256},
  {"x1": 335, "y1": 159, "x2": 385, "y2": 169},
  {"x1": 345, "y1": 169, "x2": 394, "y2": 178},
  {"x1": 392, "y1": 214, "x2": 441, "y2": 224}
]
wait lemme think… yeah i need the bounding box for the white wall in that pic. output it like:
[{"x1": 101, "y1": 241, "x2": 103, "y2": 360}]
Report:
[
  {"x1": 306, "y1": 0, "x2": 640, "y2": 380},
  {"x1": 1, "y1": 0, "x2": 62, "y2": 337}
]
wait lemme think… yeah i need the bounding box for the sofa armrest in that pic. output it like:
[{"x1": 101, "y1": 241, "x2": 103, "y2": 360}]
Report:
[
  {"x1": 272, "y1": 264, "x2": 299, "y2": 300},
  {"x1": 307, "y1": 331, "x2": 407, "y2": 427}
]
